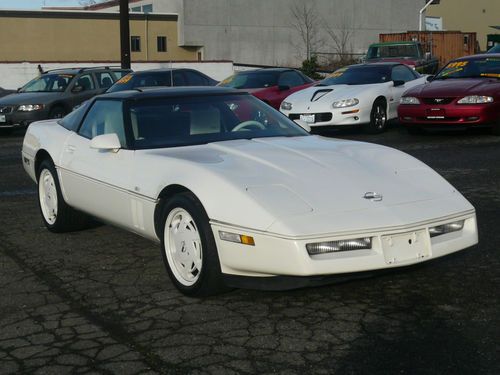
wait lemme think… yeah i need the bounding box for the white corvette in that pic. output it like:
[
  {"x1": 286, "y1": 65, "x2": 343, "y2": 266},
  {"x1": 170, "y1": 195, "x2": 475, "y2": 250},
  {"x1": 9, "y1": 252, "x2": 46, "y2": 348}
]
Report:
[
  {"x1": 280, "y1": 63, "x2": 428, "y2": 133},
  {"x1": 22, "y1": 87, "x2": 477, "y2": 296}
]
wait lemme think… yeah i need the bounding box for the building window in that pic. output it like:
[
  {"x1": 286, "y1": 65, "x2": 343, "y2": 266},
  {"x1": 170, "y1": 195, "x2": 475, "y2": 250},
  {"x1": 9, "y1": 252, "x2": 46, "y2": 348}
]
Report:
[
  {"x1": 142, "y1": 4, "x2": 153, "y2": 13},
  {"x1": 131, "y1": 36, "x2": 141, "y2": 52},
  {"x1": 157, "y1": 36, "x2": 167, "y2": 52},
  {"x1": 130, "y1": 6, "x2": 141, "y2": 12}
]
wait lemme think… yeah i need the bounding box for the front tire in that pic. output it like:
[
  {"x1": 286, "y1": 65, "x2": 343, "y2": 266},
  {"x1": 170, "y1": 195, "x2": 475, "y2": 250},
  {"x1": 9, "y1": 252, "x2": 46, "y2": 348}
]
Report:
[
  {"x1": 159, "y1": 192, "x2": 229, "y2": 297},
  {"x1": 364, "y1": 100, "x2": 387, "y2": 134},
  {"x1": 37, "y1": 160, "x2": 89, "y2": 232}
]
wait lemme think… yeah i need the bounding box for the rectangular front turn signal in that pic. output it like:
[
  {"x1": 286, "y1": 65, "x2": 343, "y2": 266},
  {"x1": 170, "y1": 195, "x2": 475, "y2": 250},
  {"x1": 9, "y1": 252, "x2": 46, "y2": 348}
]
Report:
[{"x1": 219, "y1": 231, "x2": 255, "y2": 246}]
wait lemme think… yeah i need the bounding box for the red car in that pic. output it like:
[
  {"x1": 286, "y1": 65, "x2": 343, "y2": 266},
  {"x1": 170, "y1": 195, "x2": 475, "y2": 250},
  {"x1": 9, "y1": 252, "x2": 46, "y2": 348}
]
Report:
[
  {"x1": 398, "y1": 54, "x2": 500, "y2": 134},
  {"x1": 218, "y1": 68, "x2": 315, "y2": 109}
]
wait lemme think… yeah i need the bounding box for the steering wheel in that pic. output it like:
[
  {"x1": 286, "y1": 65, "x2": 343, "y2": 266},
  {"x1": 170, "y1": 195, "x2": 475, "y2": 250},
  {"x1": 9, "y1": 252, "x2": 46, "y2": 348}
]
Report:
[{"x1": 231, "y1": 120, "x2": 266, "y2": 132}]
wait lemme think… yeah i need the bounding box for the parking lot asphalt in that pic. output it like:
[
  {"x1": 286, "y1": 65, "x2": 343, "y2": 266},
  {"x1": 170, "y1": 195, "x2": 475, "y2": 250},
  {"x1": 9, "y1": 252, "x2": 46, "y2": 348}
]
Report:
[{"x1": 0, "y1": 125, "x2": 498, "y2": 375}]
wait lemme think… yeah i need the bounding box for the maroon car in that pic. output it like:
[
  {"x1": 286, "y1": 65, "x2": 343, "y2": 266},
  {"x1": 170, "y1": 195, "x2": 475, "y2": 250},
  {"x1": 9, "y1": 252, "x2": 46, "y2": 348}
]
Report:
[
  {"x1": 218, "y1": 68, "x2": 315, "y2": 110},
  {"x1": 398, "y1": 54, "x2": 500, "y2": 134}
]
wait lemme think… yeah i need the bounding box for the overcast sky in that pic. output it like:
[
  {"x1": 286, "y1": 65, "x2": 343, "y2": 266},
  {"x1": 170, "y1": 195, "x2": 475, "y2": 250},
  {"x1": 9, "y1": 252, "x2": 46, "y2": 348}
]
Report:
[{"x1": 0, "y1": 0, "x2": 104, "y2": 9}]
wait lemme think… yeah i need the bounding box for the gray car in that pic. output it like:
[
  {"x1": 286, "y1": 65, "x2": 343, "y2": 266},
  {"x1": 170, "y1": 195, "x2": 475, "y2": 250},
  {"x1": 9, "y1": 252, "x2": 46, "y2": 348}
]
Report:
[{"x1": 0, "y1": 66, "x2": 130, "y2": 133}]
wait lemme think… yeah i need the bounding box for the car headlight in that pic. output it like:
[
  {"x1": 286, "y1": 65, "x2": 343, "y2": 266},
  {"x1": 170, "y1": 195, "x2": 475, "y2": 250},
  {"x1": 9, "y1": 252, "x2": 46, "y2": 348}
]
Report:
[
  {"x1": 429, "y1": 220, "x2": 464, "y2": 238},
  {"x1": 332, "y1": 98, "x2": 359, "y2": 108},
  {"x1": 457, "y1": 95, "x2": 493, "y2": 104},
  {"x1": 17, "y1": 104, "x2": 44, "y2": 112},
  {"x1": 400, "y1": 96, "x2": 420, "y2": 105},
  {"x1": 281, "y1": 101, "x2": 292, "y2": 111}
]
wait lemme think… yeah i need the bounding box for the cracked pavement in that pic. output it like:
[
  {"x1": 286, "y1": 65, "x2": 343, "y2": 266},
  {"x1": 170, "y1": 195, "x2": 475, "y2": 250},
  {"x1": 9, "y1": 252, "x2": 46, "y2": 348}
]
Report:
[{"x1": 0, "y1": 126, "x2": 498, "y2": 374}]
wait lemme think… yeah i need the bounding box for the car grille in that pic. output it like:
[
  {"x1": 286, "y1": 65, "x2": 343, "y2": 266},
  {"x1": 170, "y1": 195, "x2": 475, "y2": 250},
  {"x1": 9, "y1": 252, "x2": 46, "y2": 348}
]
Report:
[
  {"x1": 422, "y1": 98, "x2": 455, "y2": 105},
  {"x1": 0, "y1": 106, "x2": 13, "y2": 114},
  {"x1": 289, "y1": 113, "x2": 333, "y2": 123}
]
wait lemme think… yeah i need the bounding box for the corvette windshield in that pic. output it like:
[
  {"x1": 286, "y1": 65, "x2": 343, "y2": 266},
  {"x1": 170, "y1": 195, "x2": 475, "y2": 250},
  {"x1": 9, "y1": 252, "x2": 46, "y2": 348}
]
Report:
[
  {"x1": 435, "y1": 58, "x2": 500, "y2": 79},
  {"x1": 129, "y1": 94, "x2": 308, "y2": 149},
  {"x1": 319, "y1": 66, "x2": 391, "y2": 85},
  {"x1": 218, "y1": 72, "x2": 279, "y2": 89},
  {"x1": 20, "y1": 74, "x2": 75, "y2": 92}
]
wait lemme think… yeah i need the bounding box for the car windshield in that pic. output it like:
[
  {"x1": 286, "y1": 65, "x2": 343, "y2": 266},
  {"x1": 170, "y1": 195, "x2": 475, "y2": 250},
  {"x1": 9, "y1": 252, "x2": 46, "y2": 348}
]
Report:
[
  {"x1": 218, "y1": 72, "x2": 279, "y2": 89},
  {"x1": 107, "y1": 72, "x2": 172, "y2": 93},
  {"x1": 319, "y1": 66, "x2": 391, "y2": 86},
  {"x1": 129, "y1": 93, "x2": 308, "y2": 149},
  {"x1": 434, "y1": 57, "x2": 500, "y2": 79},
  {"x1": 367, "y1": 44, "x2": 418, "y2": 59},
  {"x1": 20, "y1": 73, "x2": 75, "y2": 92}
]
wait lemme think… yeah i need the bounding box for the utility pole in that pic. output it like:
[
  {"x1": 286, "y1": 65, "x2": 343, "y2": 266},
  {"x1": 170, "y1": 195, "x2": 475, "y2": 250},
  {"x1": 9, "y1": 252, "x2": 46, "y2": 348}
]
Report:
[{"x1": 119, "y1": 0, "x2": 131, "y2": 69}]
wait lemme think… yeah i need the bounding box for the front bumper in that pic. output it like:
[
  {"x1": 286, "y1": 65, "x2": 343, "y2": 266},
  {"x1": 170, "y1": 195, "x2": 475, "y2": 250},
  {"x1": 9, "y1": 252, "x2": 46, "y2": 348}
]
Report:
[
  {"x1": 211, "y1": 212, "x2": 477, "y2": 280},
  {"x1": 398, "y1": 102, "x2": 499, "y2": 127},
  {"x1": 281, "y1": 105, "x2": 371, "y2": 127},
  {"x1": 0, "y1": 108, "x2": 49, "y2": 128}
]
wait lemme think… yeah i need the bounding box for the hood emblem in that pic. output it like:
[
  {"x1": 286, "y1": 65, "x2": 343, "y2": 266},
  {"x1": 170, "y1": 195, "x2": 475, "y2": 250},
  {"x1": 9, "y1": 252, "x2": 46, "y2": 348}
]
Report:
[
  {"x1": 363, "y1": 192, "x2": 383, "y2": 202},
  {"x1": 434, "y1": 98, "x2": 444, "y2": 103}
]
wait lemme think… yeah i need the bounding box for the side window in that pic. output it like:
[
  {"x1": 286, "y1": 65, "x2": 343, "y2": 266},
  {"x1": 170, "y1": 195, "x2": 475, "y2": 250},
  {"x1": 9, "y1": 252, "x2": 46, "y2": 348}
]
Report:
[
  {"x1": 391, "y1": 65, "x2": 416, "y2": 82},
  {"x1": 172, "y1": 71, "x2": 187, "y2": 86},
  {"x1": 278, "y1": 71, "x2": 305, "y2": 87},
  {"x1": 113, "y1": 70, "x2": 131, "y2": 79},
  {"x1": 96, "y1": 72, "x2": 114, "y2": 88},
  {"x1": 75, "y1": 74, "x2": 95, "y2": 91},
  {"x1": 78, "y1": 100, "x2": 126, "y2": 146},
  {"x1": 185, "y1": 71, "x2": 208, "y2": 86},
  {"x1": 58, "y1": 100, "x2": 91, "y2": 131}
]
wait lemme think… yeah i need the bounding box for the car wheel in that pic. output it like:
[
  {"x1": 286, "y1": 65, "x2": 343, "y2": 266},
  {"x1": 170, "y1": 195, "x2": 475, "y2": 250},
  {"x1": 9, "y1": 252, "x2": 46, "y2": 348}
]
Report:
[
  {"x1": 365, "y1": 100, "x2": 387, "y2": 134},
  {"x1": 49, "y1": 106, "x2": 66, "y2": 119},
  {"x1": 160, "y1": 192, "x2": 229, "y2": 297},
  {"x1": 37, "y1": 160, "x2": 89, "y2": 232}
]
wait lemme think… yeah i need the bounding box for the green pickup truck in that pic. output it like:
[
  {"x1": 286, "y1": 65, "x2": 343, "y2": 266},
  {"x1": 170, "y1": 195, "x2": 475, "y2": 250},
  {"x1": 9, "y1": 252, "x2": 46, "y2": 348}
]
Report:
[{"x1": 365, "y1": 41, "x2": 439, "y2": 74}]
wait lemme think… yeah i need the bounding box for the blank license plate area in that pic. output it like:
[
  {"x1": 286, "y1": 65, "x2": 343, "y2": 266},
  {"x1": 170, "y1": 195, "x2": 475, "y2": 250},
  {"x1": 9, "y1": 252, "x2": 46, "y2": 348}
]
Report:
[
  {"x1": 382, "y1": 230, "x2": 429, "y2": 264},
  {"x1": 0, "y1": 115, "x2": 5, "y2": 123},
  {"x1": 300, "y1": 114, "x2": 315, "y2": 123}
]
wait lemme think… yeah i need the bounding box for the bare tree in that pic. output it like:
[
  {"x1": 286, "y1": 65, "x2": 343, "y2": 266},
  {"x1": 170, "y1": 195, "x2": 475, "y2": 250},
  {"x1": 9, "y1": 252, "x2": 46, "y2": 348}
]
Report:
[
  {"x1": 323, "y1": 15, "x2": 355, "y2": 65},
  {"x1": 289, "y1": 1, "x2": 323, "y2": 61}
]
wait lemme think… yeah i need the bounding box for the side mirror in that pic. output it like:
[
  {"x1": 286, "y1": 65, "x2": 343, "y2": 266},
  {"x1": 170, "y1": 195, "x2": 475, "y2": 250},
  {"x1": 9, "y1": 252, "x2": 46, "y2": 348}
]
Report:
[
  {"x1": 293, "y1": 119, "x2": 311, "y2": 133},
  {"x1": 72, "y1": 85, "x2": 84, "y2": 93},
  {"x1": 393, "y1": 80, "x2": 405, "y2": 87},
  {"x1": 278, "y1": 85, "x2": 290, "y2": 91},
  {"x1": 90, "y1": 133, "x2": 121, "y2": 152},
  {"x1": 426, "y1": 75, "x2": 434, "y2": 82},
  {"x1": 16, "y1": 87, "x2": 22, "y2": 92}
]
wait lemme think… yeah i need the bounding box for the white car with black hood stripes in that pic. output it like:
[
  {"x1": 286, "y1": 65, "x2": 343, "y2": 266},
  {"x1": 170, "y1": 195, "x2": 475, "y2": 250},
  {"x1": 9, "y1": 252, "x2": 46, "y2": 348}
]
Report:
[
  {"x1": 280, "y1": 62, "x2": 428, "y2": 133},
  {"x1": 22, "y1": 87, "x2": 477, "y2": 296}
]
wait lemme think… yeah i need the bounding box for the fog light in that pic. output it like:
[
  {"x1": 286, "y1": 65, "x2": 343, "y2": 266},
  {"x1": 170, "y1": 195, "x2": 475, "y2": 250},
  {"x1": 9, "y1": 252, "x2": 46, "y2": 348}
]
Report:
[
  {"x1": 219, "y1": 231, "x2": 255, "y2": 246},
  {"x1": 466, "y1": 116, "x2": 479, "y2": 121},
  {"x1": 429, "y1": 220, "x2": 464, "y2": 238},
  {"x1": 306, "y1": 237, "x2": 371, "y2": 255}
]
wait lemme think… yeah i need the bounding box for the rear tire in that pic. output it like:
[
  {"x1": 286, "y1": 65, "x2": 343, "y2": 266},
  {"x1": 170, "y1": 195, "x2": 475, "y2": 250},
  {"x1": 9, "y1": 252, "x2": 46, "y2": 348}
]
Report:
[
  {"x1": 364, "y1": 99, "x2": 387, "y2": 134},
  {"x1": 159, "y1": 192, "x2": 230, "y2": 297},
  {"x1": 37, "y1": 160, "x2": 89, "y2": 232}
]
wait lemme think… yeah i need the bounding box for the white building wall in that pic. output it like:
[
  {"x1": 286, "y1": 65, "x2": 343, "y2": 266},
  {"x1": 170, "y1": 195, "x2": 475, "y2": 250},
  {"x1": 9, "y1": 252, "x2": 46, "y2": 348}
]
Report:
[{"x1": 77, "y1": 0, "x2": 424, "y2": 66}]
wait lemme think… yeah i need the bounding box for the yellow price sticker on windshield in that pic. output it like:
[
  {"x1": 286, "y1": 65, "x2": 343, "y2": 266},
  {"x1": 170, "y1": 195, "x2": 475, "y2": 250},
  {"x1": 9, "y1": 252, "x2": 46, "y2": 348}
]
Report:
[
  {"x1": 481, "y1": 73, "x2": 500, "y2": 78},
  {"x1": 117, "y1": 74, "x2": 132, "y2": 84},
  {"x1": 446, "y1": 61, "x2": 468, "y2": 69},
  {"x1": 327, "y1": 68, "x2": 346, "y2": 78}
]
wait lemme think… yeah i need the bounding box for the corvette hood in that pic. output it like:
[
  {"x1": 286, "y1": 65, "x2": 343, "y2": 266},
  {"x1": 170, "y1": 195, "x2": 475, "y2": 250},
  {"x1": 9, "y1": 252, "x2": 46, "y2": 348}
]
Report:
[
  {"x1": 142, "y1": 136, "x2": 472, "y2": 236},
  {"x1": 406, "y1": 78, "x2": 500, "y2": 97}
]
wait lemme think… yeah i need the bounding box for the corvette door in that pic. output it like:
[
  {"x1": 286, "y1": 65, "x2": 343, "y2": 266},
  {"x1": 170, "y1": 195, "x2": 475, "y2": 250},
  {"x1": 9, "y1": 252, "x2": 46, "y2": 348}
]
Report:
[{"x1": 59, "y1": 99, "x2": 133, "y2": 228}]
